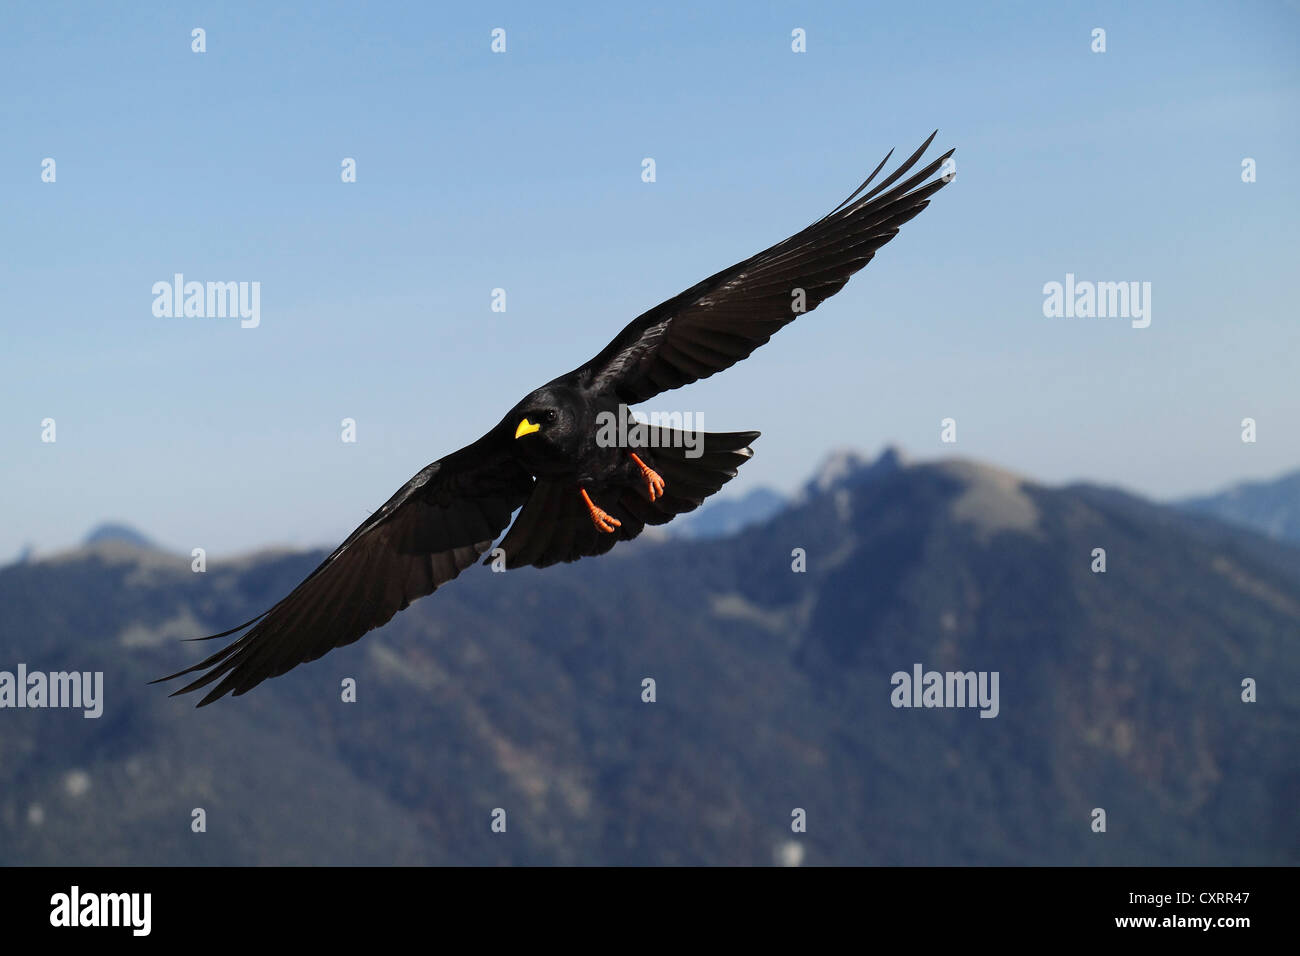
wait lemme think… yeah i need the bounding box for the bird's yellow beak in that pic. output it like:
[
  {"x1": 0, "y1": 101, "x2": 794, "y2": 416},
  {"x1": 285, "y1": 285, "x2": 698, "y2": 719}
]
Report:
[{"x1": 515, "y1": 418, "x2": 541, "y2": 439}]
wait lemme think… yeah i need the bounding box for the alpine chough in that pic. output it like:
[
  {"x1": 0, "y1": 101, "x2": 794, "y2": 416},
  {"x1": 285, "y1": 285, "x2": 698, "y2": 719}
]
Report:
[{"x1": 156, "y1": 132, "x2": 954, "y2": 705}]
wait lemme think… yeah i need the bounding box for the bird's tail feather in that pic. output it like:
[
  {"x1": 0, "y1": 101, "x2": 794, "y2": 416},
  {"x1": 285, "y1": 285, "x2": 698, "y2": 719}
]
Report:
[
  {"x1": 622, "y1": 428, "x2": 759, "y2": 526},
  {"x1": 494, "y1": 428, "x2": 759, "y2": 569}
]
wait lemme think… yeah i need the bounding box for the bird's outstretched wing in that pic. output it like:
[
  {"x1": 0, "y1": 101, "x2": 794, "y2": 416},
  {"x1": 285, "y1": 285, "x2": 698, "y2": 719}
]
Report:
[
  {"x1": 154, "y1": 442, "x2": 532, "y2": 706},
  {"x1": 576, "y1": 132, "x2": 954, "y2": 404}
]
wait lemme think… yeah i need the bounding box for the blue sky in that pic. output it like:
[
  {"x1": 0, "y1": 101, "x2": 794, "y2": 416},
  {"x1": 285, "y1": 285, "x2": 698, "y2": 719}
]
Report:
[{"x1": 2, "y1": 0, "x2": 1297, "y2": 561}]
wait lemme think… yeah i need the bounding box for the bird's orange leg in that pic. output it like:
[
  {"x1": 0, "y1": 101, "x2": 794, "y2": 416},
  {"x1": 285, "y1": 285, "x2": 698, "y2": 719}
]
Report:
[
  {"x1": 629, "y1": 453, "x2": 665, "y2": 502},
  {"x1": 580, "y1": 488, "x2": 622, "y2": 533}
]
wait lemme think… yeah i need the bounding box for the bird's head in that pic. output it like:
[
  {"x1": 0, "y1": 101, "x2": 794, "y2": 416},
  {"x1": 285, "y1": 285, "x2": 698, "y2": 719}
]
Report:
[{"x1": 508, "y1": 387, "x2": 583, "y2": 461}]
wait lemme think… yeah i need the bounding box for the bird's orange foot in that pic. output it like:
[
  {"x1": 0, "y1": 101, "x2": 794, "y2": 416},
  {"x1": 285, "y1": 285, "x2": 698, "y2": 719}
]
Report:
[
  {"x1": 629, "y1": 453, "x2": 665, "y2": 502},
  {"x1": 580, "y1": 488, "x2": 622, "y2": 533}
]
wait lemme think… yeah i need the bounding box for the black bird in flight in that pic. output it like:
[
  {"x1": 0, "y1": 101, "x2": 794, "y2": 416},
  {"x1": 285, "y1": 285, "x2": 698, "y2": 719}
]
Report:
[{"x1": 156, "y1": 132, "x2": 954, "y2": 705}]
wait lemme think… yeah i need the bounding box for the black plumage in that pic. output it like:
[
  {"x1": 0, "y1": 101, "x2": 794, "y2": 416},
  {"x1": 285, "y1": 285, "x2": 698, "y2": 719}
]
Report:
[{"x1": 155, "y1": 133, "x2": 954, "y2": 705}]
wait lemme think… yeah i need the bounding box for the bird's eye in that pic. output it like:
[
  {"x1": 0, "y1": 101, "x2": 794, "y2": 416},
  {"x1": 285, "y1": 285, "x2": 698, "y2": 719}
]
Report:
[{"x1": 543, "y1": 410, "x2": 557, "y2": 424}]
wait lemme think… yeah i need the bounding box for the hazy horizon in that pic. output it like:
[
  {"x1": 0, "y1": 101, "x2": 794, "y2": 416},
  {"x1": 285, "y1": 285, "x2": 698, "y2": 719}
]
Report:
[{"x1": 13, "y1": 442, "x2": 1297, "y2": 563}]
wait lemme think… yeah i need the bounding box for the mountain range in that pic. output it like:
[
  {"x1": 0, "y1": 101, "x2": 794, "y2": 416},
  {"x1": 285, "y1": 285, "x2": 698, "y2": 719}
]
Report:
[
  {"x1": 1, "y1": 450, "x2": 1296, "y2": 865},
  {"x1": 1179, "y1": 469, "x2": 1300, "y2": 546}
]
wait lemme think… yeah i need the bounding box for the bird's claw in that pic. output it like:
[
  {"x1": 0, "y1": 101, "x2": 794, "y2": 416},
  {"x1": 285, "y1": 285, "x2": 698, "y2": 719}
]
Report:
[
  {"x1": 629, "y1": 453, "x2": 666, "y2": 502},
  {"x1": 592, "y1": 510, "x2": 621, "y2": 533},
  {"x1": 580, "y1": 488, "x2": 622, "y2": 533},
  {"x1": 645, "y1": 472, "x2": 665, "y2": 501}
]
